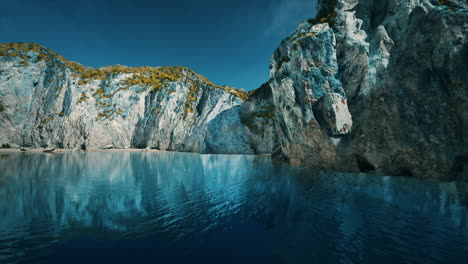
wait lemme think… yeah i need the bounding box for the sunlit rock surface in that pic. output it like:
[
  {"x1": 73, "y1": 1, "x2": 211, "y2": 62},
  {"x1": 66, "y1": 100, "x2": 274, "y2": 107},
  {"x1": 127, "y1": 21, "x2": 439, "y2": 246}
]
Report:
[
  {"x1": 1, "y1": 0, "x2": 467, "y2": 182},
  {"x1": 0, "y1": 43, "x2": 274, "y2": 153},
  {"x1": 269, "y1": 0, "x2": 468, "y2": 181}
]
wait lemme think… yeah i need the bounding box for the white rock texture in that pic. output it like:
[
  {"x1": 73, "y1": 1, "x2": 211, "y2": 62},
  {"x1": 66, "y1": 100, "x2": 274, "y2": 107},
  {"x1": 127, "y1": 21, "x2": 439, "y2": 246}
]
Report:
[
  {"x1": 1, "y1": 0, "x2": 467, "y2": 182},
  {"x1": 0, "y1": 43, "x2": 275, "y2": 153},
  {"x1": 270, "y1": 0, "x2": 468, "y2": 181}
]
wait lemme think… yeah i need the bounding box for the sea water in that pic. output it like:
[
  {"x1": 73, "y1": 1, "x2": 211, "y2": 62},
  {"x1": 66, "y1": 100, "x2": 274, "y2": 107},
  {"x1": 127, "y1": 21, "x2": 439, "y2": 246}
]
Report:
[{"x1": 0, "y1": 152, "x2": 467, "y2": 263}]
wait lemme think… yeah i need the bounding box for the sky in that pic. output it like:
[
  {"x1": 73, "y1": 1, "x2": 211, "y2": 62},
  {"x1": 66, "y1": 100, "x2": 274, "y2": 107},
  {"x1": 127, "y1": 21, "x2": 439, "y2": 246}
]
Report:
[{"x1": 1, "y1": 0, "x2": 317, "y2": 91}]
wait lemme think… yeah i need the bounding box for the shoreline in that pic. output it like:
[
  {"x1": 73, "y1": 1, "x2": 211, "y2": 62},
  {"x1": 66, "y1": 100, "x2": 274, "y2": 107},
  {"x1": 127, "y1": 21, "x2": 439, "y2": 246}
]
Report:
[
  {"x1": 0, "y1": 148, "x2": 271, "y2": 156},
  {"x1": 0, "y1": 148, "x2": 163, "y2": 154}
]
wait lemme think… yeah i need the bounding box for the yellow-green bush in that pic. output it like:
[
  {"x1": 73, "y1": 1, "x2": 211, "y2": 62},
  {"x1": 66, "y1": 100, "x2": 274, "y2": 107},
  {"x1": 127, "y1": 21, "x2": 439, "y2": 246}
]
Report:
[
  {"x1": 36, "y1": 53, "x2": 50, "y2": 62},
  {"x1": 40, "y1": 116, "x2": 54, "y2": 126},
  {"x1": 55, "y1": 86, "x2": 63, "y2": 98},
  {"x1": 0, "y1": 43, "x2": 251, "y2": 116},
  {"x1": 77, "y1": 80, "x2": 88, "y2": 86},
  {"x1": 96, "y1": 112, "x2": 111, "y2": 120},
  {"x1": 77, "y1": 92, "x2": 89, "y2": 104},
  {"x1": 92, "y1": 88, "x2": 111, "y2": 99},
  {"x1": 97, "y1": 101, "x2": 111, "y2": 109},
  {"x1": 307, "y1": 0, "x2": 337, "y2": 26},
  {"x1": 96, "y1": 107, "x2": 123, "y2": 121}
]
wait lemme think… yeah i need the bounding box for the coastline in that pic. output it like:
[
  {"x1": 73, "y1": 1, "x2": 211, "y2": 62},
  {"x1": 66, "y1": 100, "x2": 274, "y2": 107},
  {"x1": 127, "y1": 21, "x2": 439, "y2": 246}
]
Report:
[
  {"x1": 0, "y1": 148, "x2": 272, "y2": 156},
  {"x1": 0, "y1": 148, "x2": 163, "y2": 154}
]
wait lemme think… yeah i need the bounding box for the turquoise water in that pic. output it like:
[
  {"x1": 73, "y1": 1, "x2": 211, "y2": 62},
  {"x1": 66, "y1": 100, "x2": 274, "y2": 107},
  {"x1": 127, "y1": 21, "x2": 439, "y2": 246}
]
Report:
[{"x1": 0, "y1": 152, "x2": 467, "y2": 263}]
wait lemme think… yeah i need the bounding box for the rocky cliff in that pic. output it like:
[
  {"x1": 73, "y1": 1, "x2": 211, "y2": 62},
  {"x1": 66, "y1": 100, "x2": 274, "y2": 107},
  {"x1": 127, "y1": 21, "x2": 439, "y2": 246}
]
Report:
[
  {"x1": 0, "y1": 43, "x2": 274, "y2": 153},
  {"x1": 269, "y1": 0, "x2": 468, "y2": 181},
  {"x1": 1, "y1": 0, "x2": 467, "y2": 182}
]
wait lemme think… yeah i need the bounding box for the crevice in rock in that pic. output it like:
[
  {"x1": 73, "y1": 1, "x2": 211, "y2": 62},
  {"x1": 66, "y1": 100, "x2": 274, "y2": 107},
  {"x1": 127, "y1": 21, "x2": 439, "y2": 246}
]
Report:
[
  {"x1": 452, "y1": 155, "x2": 468, "y2": 180},
  {"x1": 196, "y1": 90, "x2": 209, "y2": 116},
  {"x1": 272, "y1": 145, "x2": 289, "y2": 162},
  {"x1": 354, "y1": 0, "x2": 391, "y2": 34}
]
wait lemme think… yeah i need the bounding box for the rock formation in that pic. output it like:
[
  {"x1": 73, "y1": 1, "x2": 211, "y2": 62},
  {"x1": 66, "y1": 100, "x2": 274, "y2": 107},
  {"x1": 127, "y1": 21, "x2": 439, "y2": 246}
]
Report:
[
  {"x1": 0, "y1": 43, "x2": 274, "y2": 153},
  {"x1": 1, "y1": 0, "x2": 467, "y2": 182},
  {"x1": 203, "y1": 83, "x2": 276, "y2": 155},
  {"x1": 269, "y1": 0, "x2": 468, "y2": 181}
]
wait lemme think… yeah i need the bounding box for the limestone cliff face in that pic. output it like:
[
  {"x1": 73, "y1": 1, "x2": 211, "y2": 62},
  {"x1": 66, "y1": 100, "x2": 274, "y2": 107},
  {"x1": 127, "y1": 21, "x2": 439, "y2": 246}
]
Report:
[
  {"x1": 0, "y1": 43, "x2": 274, "y2": 153},
  {"x1": 203, "y1": 82, "x2": 277, "y2": 155},
  {"x1": 1, "y1": 0, "x2": 466, "y2": 182},
  {"x1": 270, "y1": 0, "x2": 468, "y2": 181}
]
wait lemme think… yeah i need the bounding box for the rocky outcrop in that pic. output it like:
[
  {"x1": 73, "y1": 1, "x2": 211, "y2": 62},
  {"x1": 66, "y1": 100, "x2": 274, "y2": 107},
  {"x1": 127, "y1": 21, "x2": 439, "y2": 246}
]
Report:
[
  {"x1": 0, "y1": 43, "x2": 274, "y2": 153},
  {"x1": 1, "y1": 0, "x2": 466, "y2": 182},
  {"x1": 269, "y1": 0, "x2": 468, "y2": 181},
  {"x1": 204, "y1": 82, "x2": 277, "y2": 154}
]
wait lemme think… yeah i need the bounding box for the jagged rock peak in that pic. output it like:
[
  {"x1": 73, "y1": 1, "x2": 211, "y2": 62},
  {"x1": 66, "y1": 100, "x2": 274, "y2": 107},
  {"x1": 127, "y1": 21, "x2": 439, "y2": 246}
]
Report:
[{"x1": 269, "y1": 0, "x2": 468, "y2": 181}]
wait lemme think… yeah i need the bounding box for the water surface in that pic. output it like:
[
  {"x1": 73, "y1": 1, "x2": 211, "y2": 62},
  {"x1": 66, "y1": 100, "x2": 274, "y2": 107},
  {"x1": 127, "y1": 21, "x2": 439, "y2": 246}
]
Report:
[{"x1": 0, "y1": 152, "x2": 467, "y2": 263}]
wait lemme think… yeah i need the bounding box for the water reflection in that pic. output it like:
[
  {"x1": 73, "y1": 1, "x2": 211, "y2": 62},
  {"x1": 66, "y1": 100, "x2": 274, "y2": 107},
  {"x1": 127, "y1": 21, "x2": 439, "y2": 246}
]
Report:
[{"x1": 0, "y1": 152, "x2": 467, "y2": 263}]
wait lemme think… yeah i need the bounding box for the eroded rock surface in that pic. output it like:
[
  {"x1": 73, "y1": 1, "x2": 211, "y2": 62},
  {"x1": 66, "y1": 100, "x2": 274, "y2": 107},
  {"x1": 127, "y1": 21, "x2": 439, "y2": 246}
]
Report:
[
  {"x1": 0, "y1": 43, "x2": 274, "y2": 153},
  {"x1": 269, "y1": 0, "x2": 468, "y2": 181},
  {"x1": 1, "y1": 0, "x2": 466, "y2": 182}
]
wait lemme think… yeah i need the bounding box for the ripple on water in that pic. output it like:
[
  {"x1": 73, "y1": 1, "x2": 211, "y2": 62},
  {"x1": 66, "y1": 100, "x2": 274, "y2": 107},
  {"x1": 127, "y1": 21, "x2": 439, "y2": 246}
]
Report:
[{"x1": 0, "y1": 152, "x2": 467, "y2": 263}]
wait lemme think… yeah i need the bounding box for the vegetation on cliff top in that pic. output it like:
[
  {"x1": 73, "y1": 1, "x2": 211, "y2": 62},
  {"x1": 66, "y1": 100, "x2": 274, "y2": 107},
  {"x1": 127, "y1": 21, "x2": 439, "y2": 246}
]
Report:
[
  {"x1": 308, "y1": 0, "x2": 337, "y2": 26},
  {"x1": 0, "y1": 42, "x2": 250, "y2": 102},
  {"x1": 0, "y1": 42, "x2": 250, "y2": 119}
]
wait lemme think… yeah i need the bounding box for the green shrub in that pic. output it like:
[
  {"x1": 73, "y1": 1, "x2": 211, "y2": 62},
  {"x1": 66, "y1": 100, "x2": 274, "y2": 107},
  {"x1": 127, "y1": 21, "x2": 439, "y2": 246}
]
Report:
[{"x1": 1, "y1": 144, "x2": 10, "y2": 149}]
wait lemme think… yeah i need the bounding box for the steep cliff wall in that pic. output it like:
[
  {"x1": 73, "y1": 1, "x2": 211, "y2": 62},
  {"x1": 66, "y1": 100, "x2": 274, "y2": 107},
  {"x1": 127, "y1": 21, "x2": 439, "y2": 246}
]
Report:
[
  {"x1": 270, "y1": 0, "x2": 468, "y2": 181},
  {"x1": 1, "y1": 0, "x2": 466, "y2": 182},
  {"x1": 0, "y1": 43, "x2": 274, "y2": 153},
  {"x1": 202, "y1": 82, "x2": 277, "y2": 155}
]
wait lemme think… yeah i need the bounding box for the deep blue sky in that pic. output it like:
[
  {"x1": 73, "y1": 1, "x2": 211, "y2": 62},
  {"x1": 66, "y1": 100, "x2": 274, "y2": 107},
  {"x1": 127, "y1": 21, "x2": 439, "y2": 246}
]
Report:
[{"x1": 1, "y1": 0, "x2": 317, "y2": 90}]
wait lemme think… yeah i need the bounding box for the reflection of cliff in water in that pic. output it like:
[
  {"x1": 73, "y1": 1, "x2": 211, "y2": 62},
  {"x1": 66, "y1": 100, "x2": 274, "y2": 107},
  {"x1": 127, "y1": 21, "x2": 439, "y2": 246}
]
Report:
[
  {"x1": 249, "y1": 168, "x2": 468, "y2": 263},
  {"x1": 0, "y1": 153, "x2": 256, "y2": 233},
  {"x1": 0, "y1": 153, "x2": 467, "y2": 263}
]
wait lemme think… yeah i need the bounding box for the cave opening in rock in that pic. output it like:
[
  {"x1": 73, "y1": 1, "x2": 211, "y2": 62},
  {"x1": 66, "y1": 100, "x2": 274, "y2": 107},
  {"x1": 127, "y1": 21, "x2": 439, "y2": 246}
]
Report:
[
  {"x1": 356, "y1": 155, "x2": 376, "y2": 173},
  {"x1": 397, "y1": 168, "x2": 413, "y2": 177}
]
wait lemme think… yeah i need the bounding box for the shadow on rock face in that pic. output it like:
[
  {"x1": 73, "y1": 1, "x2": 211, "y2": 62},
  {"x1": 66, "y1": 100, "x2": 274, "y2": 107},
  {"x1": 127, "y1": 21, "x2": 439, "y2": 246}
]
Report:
[{"x1": 355, "y1": 155, "x2": 376, "y2": 173}]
